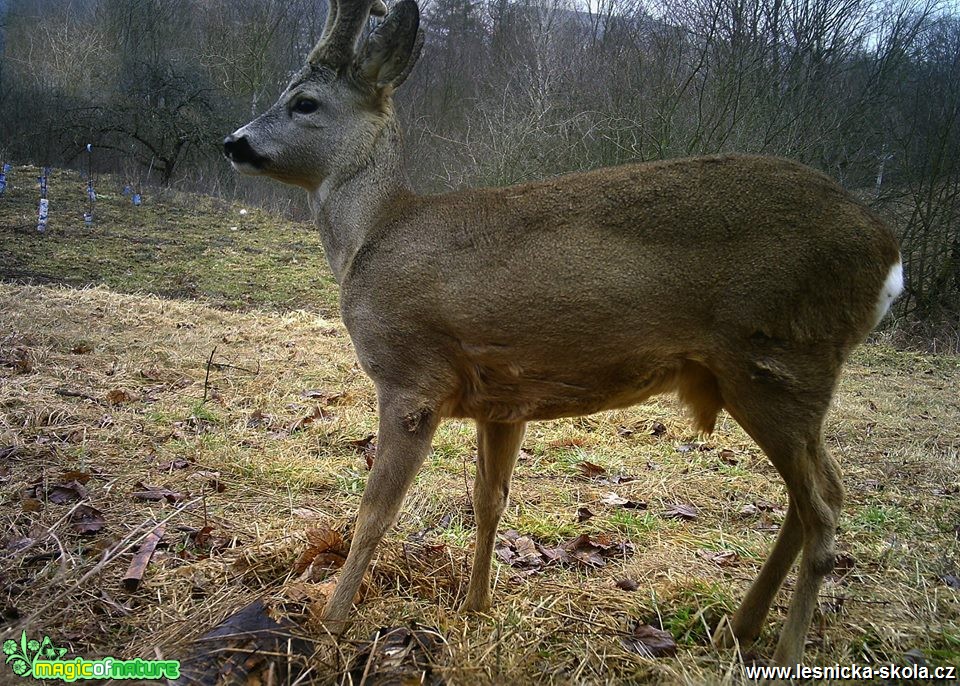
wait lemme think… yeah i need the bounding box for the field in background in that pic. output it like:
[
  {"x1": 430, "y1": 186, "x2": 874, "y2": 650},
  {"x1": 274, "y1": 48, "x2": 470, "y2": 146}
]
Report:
[{"x1": 1, "y1": 168, "x2": 959, "y2": 683}]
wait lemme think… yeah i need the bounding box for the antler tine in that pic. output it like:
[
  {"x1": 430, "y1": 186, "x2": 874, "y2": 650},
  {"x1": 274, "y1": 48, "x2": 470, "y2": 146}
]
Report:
[{"x1": 310, "y1": 0, "x2": 389, "y2": 68}]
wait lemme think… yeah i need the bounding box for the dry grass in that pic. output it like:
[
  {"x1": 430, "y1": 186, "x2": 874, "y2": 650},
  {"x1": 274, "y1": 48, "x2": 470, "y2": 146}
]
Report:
[{"x1": 1, "y1": 281, "x2": 958, "y2": 684}]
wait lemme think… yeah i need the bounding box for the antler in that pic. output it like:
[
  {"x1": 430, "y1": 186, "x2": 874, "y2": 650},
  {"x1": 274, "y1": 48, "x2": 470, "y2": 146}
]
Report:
[{"x1": 310, "y1": 0, "x2": 389, "y2": 68}]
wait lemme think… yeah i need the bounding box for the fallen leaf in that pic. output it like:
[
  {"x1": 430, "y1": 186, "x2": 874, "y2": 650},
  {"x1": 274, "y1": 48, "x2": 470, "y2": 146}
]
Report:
[
  {"x1": 175, "y1": 599, "x2": 315, "y2": 684},
  {"x1": 622, "y1": 623, "x2": 677, "y2": 657},
  {"x1": 719, "y1": 449, "x2": 738, "y2": 465},
  {"x1": 739, "y1": 503, "x2": 758, "y2": 517},
  {"x1": 939, "y1": 574, "x2": 960, "y2": 589},
  {"x1": 346, "y1": 626, "x2": 445, "y2": 686},
  {"x1": 293, "y1": 526, "x2": 349, "y2": 579},
  {"x1": 106, "y1": 388, "x2": 137, "y2": 405},
  {"x1": 287, "y1": 405, "x2": 333, "y2": 433},
  {"x1": 565, "y1": 533, "x2": 634, "y2": 568},
  {"x1": 59, "y1": 470, "x2": 92, "y2": 484},
  {"x1": 600, "y1": 492, "x2": 647, "y2": 510},
  {"x1": 69, "y1": 505, "x2": 106, "y2": 535},
  {"x1": 697, "y1": 549, "x2": 739, "y2": 567},
  {"x1": 189, "y1": 470, "x2": 225, "y2": 493},
  {"x1": 131, "y1": 482, "x2": 183, "y2": 503},
  {"x1": 247, "y1": 409, "x2": 272, "y2": 429},
  {"x1": 347, "y1": 434, "x2": 377, "y2": 469},
  {"x1": 47, "y1": 482, "x2": 88, "y2": 504},
  {"x1": 831, "y1": 552, "x2": 856, "y2": 581},
  {"x1": 157, "y1": 458, "x2": 191, "y2": 471},
  {"x1": 513, "y1": 536, "x2": 542, "y2": 567},
  {"x1": 300, "y1": 389, "x2": 347, "y2": 405},
  {"x1": 22, "y1": 498, "x2": 43, "y2": 513},
  {"x1": 663, "y1": 503, "x2": 698, "y2": 520},
  {"x1": 578, "y1": 461, "x2": 607, "y2": 479}
]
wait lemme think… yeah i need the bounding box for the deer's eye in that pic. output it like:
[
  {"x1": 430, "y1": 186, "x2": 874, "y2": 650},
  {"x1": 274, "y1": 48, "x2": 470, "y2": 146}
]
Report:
[{"x1": 292, "y1": 98, "x2": 319, "y2": 115}]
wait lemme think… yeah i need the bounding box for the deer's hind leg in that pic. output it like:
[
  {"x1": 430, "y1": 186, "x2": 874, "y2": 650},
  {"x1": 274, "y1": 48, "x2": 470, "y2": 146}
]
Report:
[
  {"x1": 713, "y1": 366, "x2": 843, "y2": 666},
  {"x1": 463, "y1": 420, "x2": 526, "y2": 612}
]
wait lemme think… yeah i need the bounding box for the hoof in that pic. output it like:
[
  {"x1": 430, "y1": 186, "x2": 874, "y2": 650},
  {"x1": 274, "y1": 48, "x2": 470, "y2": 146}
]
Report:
[
  {"x1": 461, "y1": 597, "x2": 491, "y2": 614},
  {"x1": 711, "y1": 615, "x2": 739, "y2": 650}
]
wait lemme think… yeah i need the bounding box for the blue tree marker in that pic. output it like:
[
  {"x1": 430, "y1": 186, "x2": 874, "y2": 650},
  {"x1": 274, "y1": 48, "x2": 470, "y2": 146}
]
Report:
[
  {"x1": 37, "y1": 198, "x2": 49, "y2": 232},
  {"x1": 84, "y1": 145, "x2": 96, "y2": 226},
  {"x1": 37, "y1": 170, "x2": 49, "y2": 232}
]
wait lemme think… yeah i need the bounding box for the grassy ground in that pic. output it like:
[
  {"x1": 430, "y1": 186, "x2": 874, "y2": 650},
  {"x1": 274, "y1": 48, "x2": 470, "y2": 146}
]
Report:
[
  {"x1": 1, "y1": 167, "x2": 959, "y2": 684},
  {"x1": 0, "y1": 165, "x2": 339, "y2": 314}
]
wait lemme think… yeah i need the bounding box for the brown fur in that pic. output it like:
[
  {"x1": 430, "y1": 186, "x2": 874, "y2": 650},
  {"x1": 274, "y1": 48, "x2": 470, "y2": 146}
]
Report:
[{"x1": 224, "y1": 0, "x2": 902, "y2": 668}]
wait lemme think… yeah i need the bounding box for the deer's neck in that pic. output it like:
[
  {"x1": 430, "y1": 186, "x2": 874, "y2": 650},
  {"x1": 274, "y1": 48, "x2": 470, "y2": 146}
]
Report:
[{"x1": 309, "y1": 119, "x2": 408, "y2": 283}]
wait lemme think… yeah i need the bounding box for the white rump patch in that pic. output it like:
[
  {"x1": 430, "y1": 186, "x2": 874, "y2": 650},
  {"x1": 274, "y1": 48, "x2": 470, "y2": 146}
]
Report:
[{"x1": 873, "y1": 258, "x2": 904, "y2": 327}]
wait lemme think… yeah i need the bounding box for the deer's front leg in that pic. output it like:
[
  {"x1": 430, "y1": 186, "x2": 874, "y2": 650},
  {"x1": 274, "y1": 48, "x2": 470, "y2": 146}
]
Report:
[{"x1": 321, "y1": 399, "x2": 439, "y2": 631}]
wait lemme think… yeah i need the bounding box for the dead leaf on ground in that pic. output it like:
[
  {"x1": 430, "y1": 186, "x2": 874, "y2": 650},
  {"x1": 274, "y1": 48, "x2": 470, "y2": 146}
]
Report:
[
  {"x1": 662, "y1": 503, "x2": 698, "y2": 520},
  {"x1": 157, "y1": 458, "x2": 191, "y2": 471},
  {"x1": 831, "y1": 552, "x2": 856, "y2": 582},
  {"x1": 940, "y1": 574, "x2": 960, "y2": 589},
  {"x1": 21, "y1": 498, "x2": 42, "y2": 513},
  {"x1": 131, "y1": 481, "x2": 184, "y2": 503},
  {"x1": 565, "y1": 533, "x2": 635, "y2": 568},
  {"x1": 293, "y1": 526, "x2": 349, "y2": 580},
  {"x1": 24, "y1": 478, "x2": 88, "y2": 504},
  {"x1": 719, "y1": 449, "x2": 738, "y2": 465},
  {"x1": 59, "y1": 470, "x2": 92, "y2": 484},
  {"x1": 347, "y1": 626, "x2": 446, "y2": 686},
  {"x1": 497, "y1": 532, "x2": 635, "y2": 571},
  {"x1": 300, "y1": 389, "x2": 348, "y2": 405},
  {"x1": 69, "y1": 504, "x2": 106, "y2": 535},
  {"x1": 347, "y1": 434, "x2": 377, "y2": 470},
  {"x1": 189, "y1": 470, "x2": 226, "y2": 493},
  {"x1": 246, "y1": 409, "x2": 273, "y2": 429},
  {"x1": 697, "y1": 549, "x2": 739, "y2": 567},
  {"x1": 577, "y1": 461, "x2": 607, "y2": 479},
  {"x1": 175, "y1": 598, "x2": 315, "y2": 685},
  {"x1": 600, "y1": 492, "x2": 647, "y2": 510},
  {"x1": 106, "y1": 388, "x2": 137, "y2": 405},
  {"x1": 622, "y1": 623, "x2": 677, "y2": 657},
  {"x1": 287, "y1": 405, "x2": 333, "y2": 433}
]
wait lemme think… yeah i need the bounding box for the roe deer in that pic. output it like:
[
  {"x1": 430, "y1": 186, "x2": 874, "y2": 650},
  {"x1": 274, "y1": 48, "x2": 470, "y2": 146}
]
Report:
[{"x1": 224, "y1": 0, "x2": 903, "y2": 666}]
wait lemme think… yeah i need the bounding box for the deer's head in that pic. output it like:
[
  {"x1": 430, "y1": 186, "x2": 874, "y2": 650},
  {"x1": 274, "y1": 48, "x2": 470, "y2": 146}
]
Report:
[{"x1": 223, "y1": 0, "x2": 421, "y2": 191}]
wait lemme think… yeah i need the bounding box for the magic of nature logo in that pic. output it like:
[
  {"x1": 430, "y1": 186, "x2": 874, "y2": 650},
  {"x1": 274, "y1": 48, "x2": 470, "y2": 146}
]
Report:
[{"x1": 3, "y1": 631, "x2": 179, "y2": 681}]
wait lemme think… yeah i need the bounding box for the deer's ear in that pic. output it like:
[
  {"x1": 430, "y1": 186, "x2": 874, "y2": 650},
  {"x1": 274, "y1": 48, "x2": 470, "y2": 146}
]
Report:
[{"x1": 355, "y1": 0, "x2": 422, "y2": 90}]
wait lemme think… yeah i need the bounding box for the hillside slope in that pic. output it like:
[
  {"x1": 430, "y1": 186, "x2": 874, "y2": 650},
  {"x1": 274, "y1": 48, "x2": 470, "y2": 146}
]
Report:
[
  {"x1": 0, "y1": 167, "x2": 958, "y2": 682},
  {"x1": 0, "y1": 166, "x2": 339, "y2": 313}
]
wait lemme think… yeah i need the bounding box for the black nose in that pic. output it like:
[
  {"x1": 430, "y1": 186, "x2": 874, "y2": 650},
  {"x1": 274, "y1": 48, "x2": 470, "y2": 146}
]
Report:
[{"x1": 223, "y1": 134, "x2": 258, "y2": 166}]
